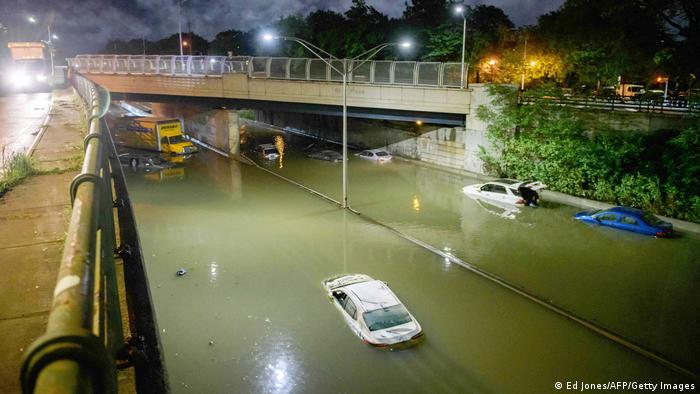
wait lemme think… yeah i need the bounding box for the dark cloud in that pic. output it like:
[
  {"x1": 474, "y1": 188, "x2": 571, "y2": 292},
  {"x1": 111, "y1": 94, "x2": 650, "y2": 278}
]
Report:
[{"x1": 1, "y1": 0, "x2": 564, "y2": 55}]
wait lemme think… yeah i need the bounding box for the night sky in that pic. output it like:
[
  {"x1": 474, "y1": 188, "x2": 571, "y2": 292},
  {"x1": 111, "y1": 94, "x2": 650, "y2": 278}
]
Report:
[{"x1": 1, "y1": 0, "x2": 565, "y2": 55}]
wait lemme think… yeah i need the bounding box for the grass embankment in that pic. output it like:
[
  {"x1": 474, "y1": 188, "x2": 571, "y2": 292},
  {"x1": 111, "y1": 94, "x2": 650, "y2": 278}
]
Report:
[{"x1": 0, "y1": 151, "x2": 37, "y2": 198}]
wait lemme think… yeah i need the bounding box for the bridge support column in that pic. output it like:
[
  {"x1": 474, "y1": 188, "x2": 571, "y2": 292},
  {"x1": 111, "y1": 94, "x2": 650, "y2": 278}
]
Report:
[
  {"x1": 151, "y1": 103, "x2": 240, "y2": 158},
  {"x1": 225, "y1": 110, "x2": 240, "y2": 157}
]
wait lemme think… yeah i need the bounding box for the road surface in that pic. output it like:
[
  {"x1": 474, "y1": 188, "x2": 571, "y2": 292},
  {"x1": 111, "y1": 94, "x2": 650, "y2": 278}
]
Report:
[{"x1": 0, "y1": 91, "x2": 51, "y2": 167}]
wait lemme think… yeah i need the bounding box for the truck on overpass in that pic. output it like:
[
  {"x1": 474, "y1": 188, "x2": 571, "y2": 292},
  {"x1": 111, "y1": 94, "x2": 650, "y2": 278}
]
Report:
[{"x1": 4, "y1": 42, "x2": 50, "y2": 91}]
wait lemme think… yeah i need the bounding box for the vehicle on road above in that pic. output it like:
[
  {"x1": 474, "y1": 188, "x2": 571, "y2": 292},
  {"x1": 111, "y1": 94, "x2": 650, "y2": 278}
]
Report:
[
  {"x1": 574, "y1": 206, "x2": 672, "y2": 237},
  {"x1": 462, "y1": 179, "x2": 546, "y2": 207},
  {"x1": 356, "y1": 149, "x2": 392, "y2": 162},
  {"x1": 256, "y1": 143, "x2": 279, "y2": 160},
  {"x1": 617, "y1": 83, "x2": 644, "y2": 100},
  {"x1": 4, "y1": 42, "x2": 50, "y2": 91},
  {"x1": 114, "y1": 117, "x2": 197, "y2": 155},
  {"x1": 308, "y1": 150, "x2": 342, "y2": 163},
  {"x1": 323, "y1": 274, "x2": 423, "y2": 347}
]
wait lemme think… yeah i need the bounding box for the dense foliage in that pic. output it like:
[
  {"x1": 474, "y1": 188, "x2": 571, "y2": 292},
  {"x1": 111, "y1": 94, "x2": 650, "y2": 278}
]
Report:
[
  {"x1": 477, "y1": 85, "x2": 700, "y2": 222},
  {"x1": 95, "y1": 0, "x2": 697, "y2": 92}
]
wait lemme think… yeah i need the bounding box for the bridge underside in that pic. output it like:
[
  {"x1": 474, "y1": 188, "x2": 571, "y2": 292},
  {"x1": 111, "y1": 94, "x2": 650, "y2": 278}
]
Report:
[{"x1": 110, "y1": 92, "x2": 466, "y2": 125}]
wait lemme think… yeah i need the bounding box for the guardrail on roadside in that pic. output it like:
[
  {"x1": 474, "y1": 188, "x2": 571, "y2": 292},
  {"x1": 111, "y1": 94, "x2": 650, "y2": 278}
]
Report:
[
  {"x1": 67, "y1": 54, "x2": 466, "y2": 88},
  {"x1": 520, "y1": 93, "x2": 696, "y2": 113},
  {"x1": 20, "y1": 74, "x2": 167, "y2": 393}
]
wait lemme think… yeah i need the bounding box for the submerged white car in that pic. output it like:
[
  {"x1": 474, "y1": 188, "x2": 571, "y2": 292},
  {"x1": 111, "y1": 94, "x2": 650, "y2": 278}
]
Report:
[
  {"x1": 257, "y1": 143, "x2": 279, "y2": 160},
  {"x1": 462, "y1": 179, "x2": 546, "y2": 207},
  {"x1": 356, "y1": 149, "x2": 392, "y2": 162},
  {"x1": 323, "y1": 274, "x2": 423, "y2": 347}
]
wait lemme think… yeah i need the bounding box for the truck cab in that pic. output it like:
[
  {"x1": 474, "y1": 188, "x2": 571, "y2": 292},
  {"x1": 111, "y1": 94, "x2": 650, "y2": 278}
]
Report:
[{"x1": 158, "y1": 125, "x2": 197, "y2": 155}]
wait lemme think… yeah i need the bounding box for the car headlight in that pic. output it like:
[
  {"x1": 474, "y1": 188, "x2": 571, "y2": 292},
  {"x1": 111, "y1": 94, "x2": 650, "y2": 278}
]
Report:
[
  {"x1": 36, "y1": 74, "x2": 47, "y2": 82},
  {"x1": 8, "y1": 71, "x2": 31, "y2": 86}
]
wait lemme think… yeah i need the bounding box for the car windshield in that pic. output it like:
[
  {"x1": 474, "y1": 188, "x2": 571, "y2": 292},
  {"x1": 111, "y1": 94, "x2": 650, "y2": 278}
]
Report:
[
  {"x1": 363, "y1": 304, "x2": 412, "y2": 331},
  {"x1": 375, "y1": 151, "x2": 389, "y2": 157},
  {"x1": 168, "y1": 135, "x2": 185, "y2": 144},
  {"x1": 263, "y1": 148, "x2": 277, "y2": 155},
  {"x1": 642, "y1": 212, "x2": 663, "y2": 226}
]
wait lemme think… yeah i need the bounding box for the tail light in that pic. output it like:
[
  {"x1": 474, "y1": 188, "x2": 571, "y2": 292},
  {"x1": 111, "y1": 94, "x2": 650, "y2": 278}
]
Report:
[{"x1": 655, "y1": 230, "x2": 669, "y2": 237}]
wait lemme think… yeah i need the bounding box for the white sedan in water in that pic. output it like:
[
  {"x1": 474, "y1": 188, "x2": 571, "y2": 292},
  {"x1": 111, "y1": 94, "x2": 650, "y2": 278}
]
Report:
[
  {"x1": 323, "y1": 274, "x2": 423, "y2": 347},
  {"x1": 462, "y1": 179, "x2": 547, "y2": 207},
  {"x1": 355, "y1": 149, "x2": 393, "y2": 162}
]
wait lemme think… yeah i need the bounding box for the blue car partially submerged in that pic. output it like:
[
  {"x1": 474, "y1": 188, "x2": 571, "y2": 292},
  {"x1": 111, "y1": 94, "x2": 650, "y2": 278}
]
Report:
[{"x1": 574, "y1": 206, "x2": 673, "y2": 237}]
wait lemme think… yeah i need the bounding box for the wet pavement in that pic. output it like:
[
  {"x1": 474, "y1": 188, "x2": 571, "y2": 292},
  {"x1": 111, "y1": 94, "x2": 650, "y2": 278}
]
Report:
[
  {"x1": 0, "y1": 91, "x2": 51, "y2": 166},
  {"x1": 123, "y1": 124, "x2": 698, "y2": 392}
]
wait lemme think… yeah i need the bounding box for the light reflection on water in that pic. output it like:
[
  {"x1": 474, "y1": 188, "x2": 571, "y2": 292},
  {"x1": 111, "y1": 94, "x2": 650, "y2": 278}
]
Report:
[{"x1": 124, "y1": 143, "x2": 696, "y2": 393}]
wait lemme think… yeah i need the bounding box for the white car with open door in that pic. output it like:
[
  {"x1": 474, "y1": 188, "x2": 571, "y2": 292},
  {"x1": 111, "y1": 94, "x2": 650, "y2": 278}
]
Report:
[
  {"x1": 322, "y1": 274, "x2": 423, "y2": 347},
  {"x1": 462, "y1": 179, "x2": 547, "y2": 207}
]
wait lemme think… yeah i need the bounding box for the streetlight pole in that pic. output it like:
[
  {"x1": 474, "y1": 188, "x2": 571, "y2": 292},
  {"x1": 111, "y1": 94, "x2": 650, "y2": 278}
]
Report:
[
  {"x1": 28, "y1": 16, "x2": 55, "y2": 79},
  {"x1": 178, "y1": 0, "x2": 185, "y2": 56},
  {"x1": 262, "y1": 35, "x2": 410, "y2": 208},
  {"x1": 455, "y1": 5, "x2": 467, "y2": 89},
  {"x1": 47, "y1": 24, "x2": 54, "y2": 77}
]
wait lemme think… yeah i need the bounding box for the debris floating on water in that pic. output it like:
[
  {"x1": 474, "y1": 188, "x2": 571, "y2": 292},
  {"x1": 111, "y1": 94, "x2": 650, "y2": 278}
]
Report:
[
  {"x1": 209, "y1": 341, "x2": 214, "y2": 346},
  {"x1": 176, "y1": 268, "x2": 188, "y2": 276}
]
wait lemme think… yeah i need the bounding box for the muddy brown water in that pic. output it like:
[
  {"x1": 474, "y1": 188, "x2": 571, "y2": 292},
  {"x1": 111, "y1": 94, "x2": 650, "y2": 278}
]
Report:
[{"x1": 123, "y1": 126, "x2": 698, "y2": 393}]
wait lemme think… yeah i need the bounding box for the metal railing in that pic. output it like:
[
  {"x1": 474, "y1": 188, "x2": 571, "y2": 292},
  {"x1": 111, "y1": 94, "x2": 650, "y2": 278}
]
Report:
[
  {"x1": 67, "y1": 55, "x2": 466, "y2": 88},
  {"x1": 520, "y1": 94, "x2": 696, "y2": 113},
  {"x1": 20, "y1": 75, "x2": 167, "y2": 393}
]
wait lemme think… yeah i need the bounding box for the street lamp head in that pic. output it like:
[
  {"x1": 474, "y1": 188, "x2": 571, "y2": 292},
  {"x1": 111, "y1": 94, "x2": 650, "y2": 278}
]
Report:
[
  {"x1": 28, "y1": 16, "x2": 37, "y2": 23},
  {"x1": 52, "y1": 34, "x2": 59, "y2": 40},
  {"x1": 529, "y1": 60, "x2": 536, "y2": 67},
  {"x1": 182, "y1": 41, "x2": 189, "y2": 47},
  {"x1": 454, "y1": 5, "x2": 464, "y2": 14},
  {"x1": 262, "y1": 32, "x2": 279, "y2": 42},
  {"x1": 399, "y1": 41, "x2": 412, "y2": 49},
  {"x1": 488, "y1": 59, "x2": 497, "y2": 66}
]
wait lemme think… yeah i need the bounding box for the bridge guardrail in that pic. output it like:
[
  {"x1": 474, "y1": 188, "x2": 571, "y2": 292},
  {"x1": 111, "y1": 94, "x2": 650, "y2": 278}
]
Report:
[
  {"x1": 68, "y1": 55, "x2": 465, "y2": 88},
  {"x1": 20, "y1": 75, "x2": 167, "y2": 393}
]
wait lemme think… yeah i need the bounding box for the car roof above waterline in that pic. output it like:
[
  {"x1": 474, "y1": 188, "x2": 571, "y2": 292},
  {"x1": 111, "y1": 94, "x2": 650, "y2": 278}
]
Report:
[
  {"x1": 607, "y1": 206, "x2": 644, "y2": 216},
  {"x1": 345, "y1": 280, "x2": 400, "y2": 312}
]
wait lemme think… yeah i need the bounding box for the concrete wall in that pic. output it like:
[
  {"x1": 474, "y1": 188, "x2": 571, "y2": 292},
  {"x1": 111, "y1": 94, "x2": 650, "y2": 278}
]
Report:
[
  {"x1": 385, "y1": 84, "x2": 495, "y2": 174},
  {"x1": 579, "y1": 110, "x2": 692, "y2": 134}
]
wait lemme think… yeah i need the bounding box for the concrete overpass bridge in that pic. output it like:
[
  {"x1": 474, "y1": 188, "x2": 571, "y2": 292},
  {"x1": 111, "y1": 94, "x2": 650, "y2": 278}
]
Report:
[{"x1": 67, "y1": 55, "x2": 475, "y2": 126}]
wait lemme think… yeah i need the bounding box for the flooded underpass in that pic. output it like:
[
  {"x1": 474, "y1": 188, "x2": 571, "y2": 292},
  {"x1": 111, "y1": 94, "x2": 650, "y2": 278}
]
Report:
[{"x1": 123, "y1": 124, "x2": 699, "y2": 392}]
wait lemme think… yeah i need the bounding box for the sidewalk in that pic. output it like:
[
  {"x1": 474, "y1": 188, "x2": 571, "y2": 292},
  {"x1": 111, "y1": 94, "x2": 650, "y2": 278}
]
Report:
[{"x1": 0, "y1": 89, "x2": 84, "y2": 393}]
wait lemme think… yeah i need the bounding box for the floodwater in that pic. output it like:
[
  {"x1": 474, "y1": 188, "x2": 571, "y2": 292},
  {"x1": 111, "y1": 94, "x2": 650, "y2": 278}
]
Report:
[{"x1": 123, "y1": 124, "x2": 699, "y2": 393}]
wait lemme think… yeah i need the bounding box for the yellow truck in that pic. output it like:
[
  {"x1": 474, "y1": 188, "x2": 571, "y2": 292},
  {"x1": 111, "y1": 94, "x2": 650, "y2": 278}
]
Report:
[{"x1": 115, "y1": 117, "x2": 197, "y2": 155}]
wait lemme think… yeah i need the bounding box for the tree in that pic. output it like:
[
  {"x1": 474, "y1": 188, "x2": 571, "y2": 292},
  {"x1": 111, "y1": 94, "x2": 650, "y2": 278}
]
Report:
[
  {"x1": 208, "y1": 30, "x2": 254, "y2": 56},
  {"x1": 423, "y1": 5, "x2": 514, "y2": 64},
  {"x1": 536, "y1": 0, "x2": 668, "y2": 88},
  {"x1": 344, "y1": 0, "x2": 389, "y2": 57},
  {"x1": 306, "y1": 10, "x2": 348, "y2": 57}
]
